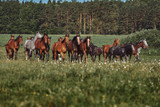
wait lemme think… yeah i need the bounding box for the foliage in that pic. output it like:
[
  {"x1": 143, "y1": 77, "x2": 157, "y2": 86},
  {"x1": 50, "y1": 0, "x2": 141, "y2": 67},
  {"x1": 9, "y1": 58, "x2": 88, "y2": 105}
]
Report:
[
  {"x1": 121, "y1": 29, "x2": 160, "y2": 49},
  {"x1": 0, "y1": 0, "x2": 160, "y2": 34}
]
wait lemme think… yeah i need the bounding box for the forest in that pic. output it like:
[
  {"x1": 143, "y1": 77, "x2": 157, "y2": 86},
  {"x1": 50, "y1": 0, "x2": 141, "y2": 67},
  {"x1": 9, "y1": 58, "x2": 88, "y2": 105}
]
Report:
[{"x1": 0, "y1": 0, "x2": 160, "y2": 34}]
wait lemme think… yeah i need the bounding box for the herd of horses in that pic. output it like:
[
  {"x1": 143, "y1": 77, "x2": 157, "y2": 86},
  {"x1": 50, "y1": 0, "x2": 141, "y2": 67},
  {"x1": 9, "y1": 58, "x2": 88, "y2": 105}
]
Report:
[{"x1": 5, "y1": 32, "x2": 148, "y2": 62}]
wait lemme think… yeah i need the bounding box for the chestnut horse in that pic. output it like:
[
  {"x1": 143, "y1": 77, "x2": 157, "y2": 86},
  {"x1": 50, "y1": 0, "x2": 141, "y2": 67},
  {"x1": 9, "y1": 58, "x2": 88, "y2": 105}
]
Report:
[
  {"x1": 5, "y1": 35, "x2": 15, "y2": 58},
  {"x1": 52, "y1": 37, "x2": 63, "y2": 60},
  {"x1": 5, "y1": 35, "x2": 23, "y2": 60},
  {"x1": 78, "y1": 36, "x2": 91, "y2": 62},
  {"x1": 103, "y1": 38, "x2": 120, "y2": 62},
  {"x1": 52, "y1": 34, "x2": 69, "y2": 61},
  {"x1": 67, "y1": 34, "x2": 81, "y2": 62},
  {"x1": 35, "y1": 34, "x2": 49, "y2": 61}
]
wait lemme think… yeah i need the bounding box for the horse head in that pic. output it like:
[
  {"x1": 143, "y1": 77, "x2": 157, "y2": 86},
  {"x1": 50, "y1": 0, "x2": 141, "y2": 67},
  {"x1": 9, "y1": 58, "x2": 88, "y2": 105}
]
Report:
[
  {"x1": 58, "y1": 37, "x2": 63, "y2": 42},
  {"x1": 17, "y1": 35, "x2": 23, "y2": 46},
  {"x1": 11, "y1": 35, "x2": 15, "y2": 39},
  {"x1": 64, "y1": 34, "x2": 70, "y2": 43},
  {"x1": 76, "y1": 34, "x2": 81, "y2": 45},
  {"x1": 48, "y1": 37, "x2": 51, "y2": 45},
  {"x1": 86, "y1": 36, "x2": 91, "y2": 47},
  {"x1": 141, "y1": 39, "x2": 148, "y2": 49},
  {"x1": 36, "y1": 32, "x2": 42, "y2": 38},
  {"x1": 113, "y1": 38, "x2": 120, "y2": 46},
  {"x1": 43, "y1": 34, "x2": 48, "y2": 44}
]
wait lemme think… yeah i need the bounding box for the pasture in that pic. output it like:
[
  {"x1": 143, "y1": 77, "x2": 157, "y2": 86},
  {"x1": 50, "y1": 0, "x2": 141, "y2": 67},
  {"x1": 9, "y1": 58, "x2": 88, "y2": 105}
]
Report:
[{"x1": 0, "y1": 34, "x2": 160, "y2": 106}]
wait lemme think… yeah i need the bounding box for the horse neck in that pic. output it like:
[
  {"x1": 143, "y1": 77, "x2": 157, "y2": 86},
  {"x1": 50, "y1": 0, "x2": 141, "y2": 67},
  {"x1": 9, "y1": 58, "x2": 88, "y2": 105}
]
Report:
[
  {"x1": 14, "y1": 38, "x2": 20, "y2": 46},
  {"x1": 33, "y1": 35, "x2": 39, "y2": 43},
  {"x1": 112, "y1": 42, "x2": 117, "y2": 46},
  {"x1": 133, "y1": 43, "x2": 142, "y2": 51}
]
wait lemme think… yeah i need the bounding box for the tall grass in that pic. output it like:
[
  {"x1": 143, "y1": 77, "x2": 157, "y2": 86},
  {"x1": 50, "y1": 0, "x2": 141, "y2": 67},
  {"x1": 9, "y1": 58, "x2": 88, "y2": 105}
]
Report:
[{"x1": 0, "y1": 34, "x2": 160, "y2": 106}]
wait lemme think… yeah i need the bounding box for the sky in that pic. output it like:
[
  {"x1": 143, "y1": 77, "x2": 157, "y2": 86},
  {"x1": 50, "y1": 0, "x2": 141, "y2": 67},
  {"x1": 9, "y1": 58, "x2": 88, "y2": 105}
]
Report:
[{"x1": 20, "y1": 0, "x2": 126, "y2": 3}]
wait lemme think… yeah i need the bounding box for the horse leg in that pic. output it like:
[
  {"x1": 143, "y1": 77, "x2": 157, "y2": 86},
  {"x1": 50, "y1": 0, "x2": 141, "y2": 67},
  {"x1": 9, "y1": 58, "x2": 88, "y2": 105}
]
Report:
[
  {"x1": 83, "y1": 51, "x2": 87, "y2": 63},
  {"x1": 47, "y1": 52, "x2": 49, "y2": 62},
  {"x1": 120, "y1": 55, "x2": 123, "y2": 62},
  {"x1": 15, "y1": 51, "x2": 18, "y2": 60},
  {"x1": 71, "y1": 51, "x2": 74, "y2": 62},
  {"x1": 60, "y1": 52, "x2": 64, "y2": 61},
  {"x1": 99, "y1": 55, "x2": 101, "y2": 62},
  {"x1": 68, "y1": 51, "x2": 70, "y2": 62},
  {"x1": 39, "y1": 50, "x2": 42, "y2": 60},
  {"x1": 104, "y1": 52, "x2": 107, "y2": 62},
  {"x1": 63, "y1": 52, "x2": 66, "y2": 62},
  {"x1": 109, "y1": 54, "x2": 112, "y2": 62},
  {"x1": 12, "y1": 49, "x2": 15, "y2": 60},
  {"x1": 34, "y1": 49, "x2": 37, "y2": 59},
  {"x1": 54, "y1": 51, "x2": 57, "y2": 60},
  {"x1": 25, "y1": 50, "x2": 28, "y2": 60},
  {"x1": 94, "y1": 55, "x2": 96, "y2": 62},
  {"x1": 80, "y1": 54, "x2": 83, "y2": 62}
]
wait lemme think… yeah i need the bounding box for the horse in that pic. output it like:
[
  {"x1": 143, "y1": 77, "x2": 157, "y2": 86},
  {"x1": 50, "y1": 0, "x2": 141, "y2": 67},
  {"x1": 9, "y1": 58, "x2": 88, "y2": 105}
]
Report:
[
  {"x1": 5, "y1": 35, "x2": 15, "y2": 58},
  {"x1": 124, "y1": 39, "x2": 148, "y2": 61},
  {"x1": 78, "y1": 36, "x2": 91, "y2": 62},
  {"x1": 35, "y1": 34, "x2": 49, "y2": 61},
  {"x1": 67, "y1": 34, "x2": 81, "y2": 62},
  {"x1": 108, "y1": 39, "x2": 148, "y2": 62},
  {"x1": 108, "y1": 46, "x2": 127, "y2": 62},
  {"x1": 89, "y1": 42, "x2": 103, "y2": 62},
  {"x1": 5, "y1": 35, "x2": 23, "y2": 60},
  {"x1": 38, "y1": 37, "x2": 52, "y2": 61},
  {"x1": 103, "y1": 38, "x2": 120, "y2": 62},
  {"x1": 52, "y1": 34, "x2": 69, "y2": 61},
  {"x1": 51, "y1": 37, "x2": 63, "y2": 60},
  {"x1": 24, "y1": 32, "x2": 42, "y2": 60}
]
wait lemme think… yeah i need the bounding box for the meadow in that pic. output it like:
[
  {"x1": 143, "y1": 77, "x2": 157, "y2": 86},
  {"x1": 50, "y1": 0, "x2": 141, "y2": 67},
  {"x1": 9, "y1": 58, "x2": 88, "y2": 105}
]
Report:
[{"x1": 0, "y1": 34, "x2": 160, "y2": 107}]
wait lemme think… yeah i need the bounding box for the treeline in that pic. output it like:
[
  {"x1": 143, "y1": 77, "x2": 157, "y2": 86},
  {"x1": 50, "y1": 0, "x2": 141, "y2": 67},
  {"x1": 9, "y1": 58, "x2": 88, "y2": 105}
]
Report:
[{"x1": 0, "y1": 0, "x2": 160, "y2": 34}]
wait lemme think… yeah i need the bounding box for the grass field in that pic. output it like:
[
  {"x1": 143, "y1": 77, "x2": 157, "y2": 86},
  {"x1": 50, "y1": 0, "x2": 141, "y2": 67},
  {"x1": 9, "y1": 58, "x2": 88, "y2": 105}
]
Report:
[{"x1": 0, "y1": 34, "x2": 160, "y2": 107}]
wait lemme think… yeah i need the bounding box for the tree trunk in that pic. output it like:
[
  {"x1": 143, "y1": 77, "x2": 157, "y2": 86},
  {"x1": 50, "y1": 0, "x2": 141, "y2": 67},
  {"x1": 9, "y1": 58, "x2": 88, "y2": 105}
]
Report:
[{"x1": 83, "y1": 13, "x2": 86, "y2": 34}]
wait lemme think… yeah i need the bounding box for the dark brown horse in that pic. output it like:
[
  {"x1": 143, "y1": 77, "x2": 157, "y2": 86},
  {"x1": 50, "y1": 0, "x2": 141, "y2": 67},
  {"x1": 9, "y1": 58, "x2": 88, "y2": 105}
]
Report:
[
  {"x1": 78, "y1": 36, "x2": 91, "y2": 62},
  {"x1": 67, "y1": 34, "x2": 81, "y2": 62},
  {"x1": 5, "y1": 35, "x2": 23, "y2": 60},
  {"x1": 35, "y1": 34, "x2": 49, "y2": 61},
  {"x1": 52, "y1": 34, "x2": 69, "y2": 61},
  {"x1": 103, "y1": 38, "x2": 120, "y2": 62},
  {"x1": 89, "y1": 42, "x2": 103, "y2": 62}
]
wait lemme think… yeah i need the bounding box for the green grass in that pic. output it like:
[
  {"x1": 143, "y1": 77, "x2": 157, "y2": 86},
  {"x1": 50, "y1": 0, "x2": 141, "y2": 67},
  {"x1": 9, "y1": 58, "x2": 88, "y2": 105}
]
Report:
[{"x1": 0, "y1": 34, "x2": 160, "y2": 107}]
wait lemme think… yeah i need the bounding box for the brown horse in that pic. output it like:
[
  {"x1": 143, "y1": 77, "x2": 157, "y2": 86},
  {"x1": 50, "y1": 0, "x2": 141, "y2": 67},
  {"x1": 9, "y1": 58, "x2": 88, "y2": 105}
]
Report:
[
  {"x1": 52, "y1": 34, "x2": 69, "y2": 61},
  {"x1": 78, "y1": 36, "x2": 91, "y2": 62},
  {"x1": 5, "y1": 35, "x2": 23, "y2": 60},
  {"x1": 35, "y1": 34, "x2": 49, "y2": 61},
  {"x1": 67, "y1": 34, "x2": 81, "y2": 62},
  {"x1": 103, "y1": 38, "x2": 120, "y2": 62},
  {"x1": 131, "y1": 40, "x2": 148, "y2": 61},
  {"x1": 5, "y1": 35, "x2": 15, "y2": 58}
]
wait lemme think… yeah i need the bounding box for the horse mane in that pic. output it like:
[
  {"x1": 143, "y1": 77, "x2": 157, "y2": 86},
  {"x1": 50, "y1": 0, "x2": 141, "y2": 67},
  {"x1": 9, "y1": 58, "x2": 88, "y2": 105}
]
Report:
[
  {"x1": 41, "y1": 36, "x2": 44, "y2": 42},
  {"x1": 83, "y1": 37, "x2": 88, "y2": 43},
  {"x1": 62, "y1": 38, "x2": 66, "y2": 43},
  {"x1": 72, "y1": 36, "x2": 77, "y2": 42},
  {"x1": 15, "y1": 36, "x2": 20, "y2": 41}
]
